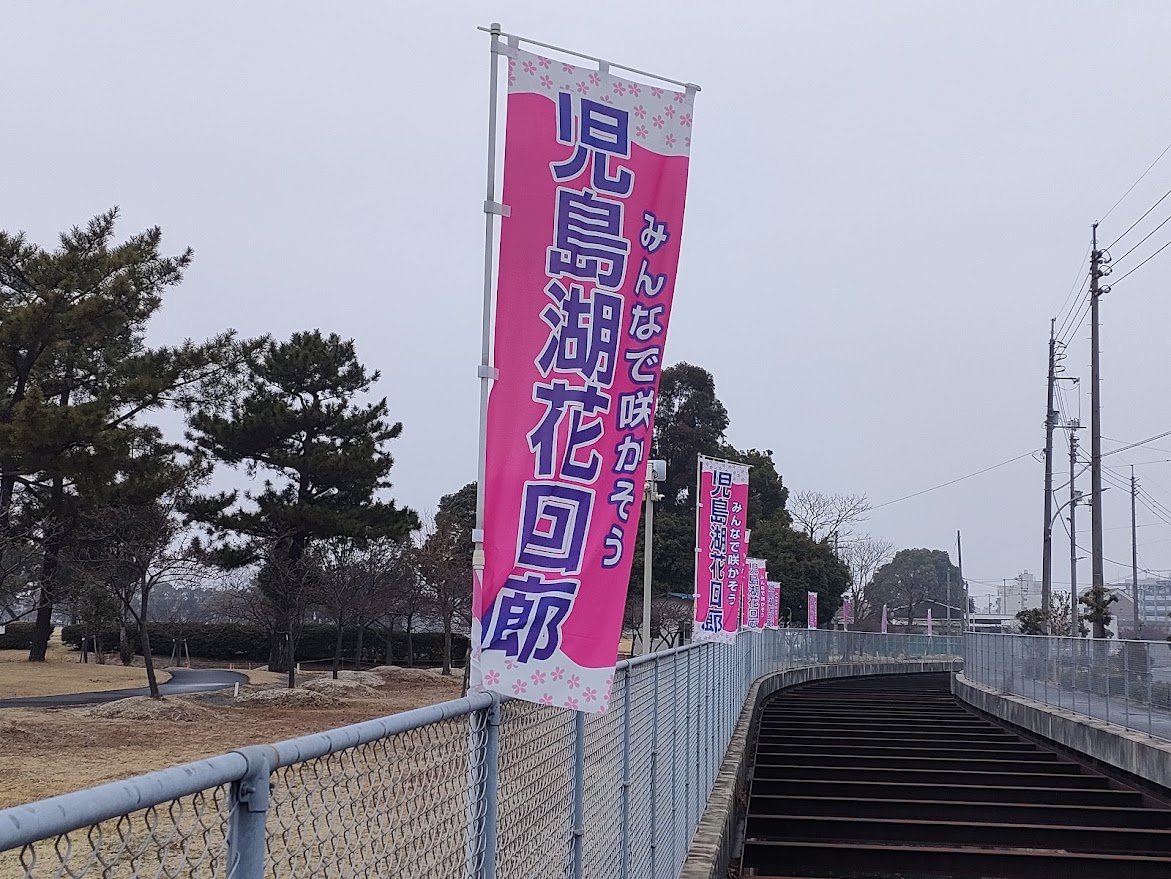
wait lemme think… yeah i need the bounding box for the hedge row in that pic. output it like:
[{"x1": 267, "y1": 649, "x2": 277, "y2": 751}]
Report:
[
  {"x1": 0, "y1": 622, "x2": 35, "y2": 650},
  {"x1": 60, "y1": 622, "x2": 468, "y2": 664}
]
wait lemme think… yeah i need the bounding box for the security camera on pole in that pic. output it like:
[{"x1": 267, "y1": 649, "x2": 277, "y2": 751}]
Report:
[{"x1": 642, "y1": 459, "x2": 666, "y2": 656}]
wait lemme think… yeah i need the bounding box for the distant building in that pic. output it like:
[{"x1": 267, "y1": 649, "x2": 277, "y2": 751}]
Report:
[{"x1": 997, "y1": 571, "x2": 1038, "y2": 618}]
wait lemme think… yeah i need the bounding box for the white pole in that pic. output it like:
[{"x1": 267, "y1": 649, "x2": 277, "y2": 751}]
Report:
[
  {"x1": 471, "y1": 23, "x2": 505, "y2": 644},
  {"x1": 642, "y1": 461, "x2": 655, "y2": 656}
]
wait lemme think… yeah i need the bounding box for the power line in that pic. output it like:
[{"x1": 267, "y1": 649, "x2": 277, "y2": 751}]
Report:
[
  {"x1": 1101, "y1": 137, "x2": 1171, "y2": 223},
  {"x1": 872, "y1": 450, "x2": 1039, "y2": 511},
  {"x1": 1054, "y1": 243, "x2": 1091, "y2": 333},
  {"x1": 1110, "y1": 212, "x2": 1171, "y2": 266},
  {"x1": 1105, "y1": 183, "x2": 1171, "y2": 250},
  {"x1": 1103, "y1": 428, "x2": 1171, "y2": 458},
  {"x1": 1110, "y1": 236, "x2": 1171, "y2": 286},
  {"x1": 1056, "y1": 276, "x2": 1090, "y2": 342}
]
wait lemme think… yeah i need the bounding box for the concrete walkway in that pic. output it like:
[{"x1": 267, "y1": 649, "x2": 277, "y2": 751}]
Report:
[{"x1": 0, "y1": 668, "x2": 248, "y2": 708}]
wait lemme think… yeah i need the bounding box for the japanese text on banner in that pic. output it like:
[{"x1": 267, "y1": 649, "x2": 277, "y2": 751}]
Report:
[
  {"x1": 474, "y1": 45, "x2": 696, "y2": 713},
  {"x1": 693, "y1": 456, "x2": 749, "y2": 644}
]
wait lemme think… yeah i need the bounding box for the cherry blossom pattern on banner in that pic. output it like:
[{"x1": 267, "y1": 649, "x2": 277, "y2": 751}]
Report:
[{"x1": 505, "y1": 46, "x2": 694, "y2": 157}]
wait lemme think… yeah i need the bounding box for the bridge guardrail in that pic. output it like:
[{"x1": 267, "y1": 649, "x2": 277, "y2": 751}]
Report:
[
  {"x1": 966, "y1": 632, "x2": 1171, "y2": 742},
  {"x1": 0, "y1": 629, "x2": 960, "y2": 879}
]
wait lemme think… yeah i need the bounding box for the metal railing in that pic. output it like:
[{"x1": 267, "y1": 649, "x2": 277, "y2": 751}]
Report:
[
  {"x1": 965, "y1": 632, "x2": 1171, "y2": 742},
  {"x1": 0, "y1": 629, "x2": 959, "y2": 879}
]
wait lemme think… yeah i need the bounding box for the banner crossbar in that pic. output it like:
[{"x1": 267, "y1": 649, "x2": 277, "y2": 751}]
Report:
[{"x1": 478, "y1": 24, "x2": 701, "y2": 91}]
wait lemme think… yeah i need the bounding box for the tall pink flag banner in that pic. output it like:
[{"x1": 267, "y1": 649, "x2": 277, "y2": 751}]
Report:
[
  {"x1": 842, "y1": 596, "x2": 853, "y2": 627},
  {"x1": 694, "y1": 456, "x2": 749, "y2": 644},
  {"x1": 807, "y1": 591, "x2": 818, "y2": 629},
  {"x1": 743, "y1": 558, "x2": 766, "y2": 631},
  {"x1": 757, "y1": 562, "x2": 770, "y2": 631},
  {"x1": 766, "y1": 581, "x2": 781, "y2": 628},
  {"x1": 927, "y1": 608, "x2": 934, "y2": 636},
  {"x1": 880, "y1": 604, "x2": 889, "y2": 634},
  {"x1": 473, "y1": 44, "x2": 696, "y2": 713}
]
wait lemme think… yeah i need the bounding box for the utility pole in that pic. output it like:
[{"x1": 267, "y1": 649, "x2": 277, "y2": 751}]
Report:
[
  {"x1": 946, "y1": 568, "x2": 952, "y2": 636},
  {"x1": 956, "y1": 530, "x2": 967, "y2": 633},
  {"x1": 1041, "y1": 318, "x2": 1058, "y2": 626},
  {"x1": 1069, "y1": 430, "x2": 1079, "y2": 636},
  {"x1": 1131, "y1": 465, "x2": 1140, "y2": 636},
  {"x1": 1089, "y1": 223, "x2": 1109, "y2": 639}
]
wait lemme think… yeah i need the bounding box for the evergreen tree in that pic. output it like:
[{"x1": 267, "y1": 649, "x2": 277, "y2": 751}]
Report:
[
  {"x1": 0, "y1": 210, "x2": 241, "y2": 659},
  {"x1": 186, "y1": 330, "x2": 418, "y2": 685}
]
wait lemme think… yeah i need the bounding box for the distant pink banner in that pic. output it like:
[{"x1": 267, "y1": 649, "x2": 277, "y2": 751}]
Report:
[
  {"x1": 473, "y1": 46, "x2": 695, "y2": 713},
  {"x1": 757, "y1": 562, "x2": 769, "y2": 631},
  {"x1": 694, "y1": 457, "x2": 749, "y2": 643},
  {"x1": 743, "y1": 558, "x2": 766, "y2": 631},
  {"x1": 807, "y1": 591, "x2": 818, "y2": 629},
  {"x1": 766, "y1": 581, "x2": 780, "y2": 628},
  {"x1": 842, "y1": 596, "x2": 853, "y2": 626}
]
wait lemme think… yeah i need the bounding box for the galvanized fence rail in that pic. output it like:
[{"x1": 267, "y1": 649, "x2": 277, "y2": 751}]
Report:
[
  {"x1": 966, "y1": 632, "x2": 1171, "y2": 742},
  {"x1": 0, "y1": 630, "x2": 960, "y2": 879}
]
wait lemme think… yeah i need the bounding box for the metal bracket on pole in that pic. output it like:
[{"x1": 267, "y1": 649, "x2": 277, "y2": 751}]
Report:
[
  {"x1": 228, "y1": 746, "x2": 274, "y2": 879},
  {"x1": 477, "y1": 365, "x2": 499, "y2": 380},
  {"x1": 483, "y1": 201, "x2": 511, "y2": 218}
]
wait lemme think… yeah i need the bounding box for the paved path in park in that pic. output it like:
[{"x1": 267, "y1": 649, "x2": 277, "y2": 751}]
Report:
[{"x1": 0, "y1": 668, "x2": 248, "y2": 708}]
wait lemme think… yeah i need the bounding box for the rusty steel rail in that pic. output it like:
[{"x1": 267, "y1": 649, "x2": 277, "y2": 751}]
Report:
[{"x1": 741, "y1": 672, "x2": 1171, "y2": 878}]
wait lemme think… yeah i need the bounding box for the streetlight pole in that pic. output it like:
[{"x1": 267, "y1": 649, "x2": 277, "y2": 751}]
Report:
[{"x1": 642, "y1": 460, "x2": 665, "y2": 656}]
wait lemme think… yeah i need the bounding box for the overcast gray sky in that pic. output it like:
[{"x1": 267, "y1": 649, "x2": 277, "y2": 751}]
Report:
[{"x1": 6, "y1": 1, "x2": 1171, "y2": 600}]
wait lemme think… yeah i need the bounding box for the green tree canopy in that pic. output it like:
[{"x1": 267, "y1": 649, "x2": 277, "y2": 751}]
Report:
[
  {"x1": 866, "y1": 548, "x2": 961, "y2": 628},
  {"x1": 186, "y1": 329, "x2": 418, "y2": 679},
  {"x1": 0, "y1": 209, "x2": 242, "y2": 659}
]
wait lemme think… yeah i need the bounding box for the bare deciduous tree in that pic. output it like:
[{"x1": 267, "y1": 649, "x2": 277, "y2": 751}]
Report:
[
  {"x1": 788, "y1": 491, "x2": 871, "y2": 544},
  {"x1": 840, "y1": 536, "x2": 895, "y2": 625}
]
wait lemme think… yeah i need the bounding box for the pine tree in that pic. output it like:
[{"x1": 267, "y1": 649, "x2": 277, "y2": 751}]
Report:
[
  {"x1": 0, "y1": 209, "x2": 242, "y2": 660},
  {"x1": 186, "y1": 330, "x2": 418, "y2": 686}
]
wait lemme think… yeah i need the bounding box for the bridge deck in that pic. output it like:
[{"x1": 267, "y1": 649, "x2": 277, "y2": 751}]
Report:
[{"x1": 741, "y1": 672, "x2": 1171, "y2": 878}]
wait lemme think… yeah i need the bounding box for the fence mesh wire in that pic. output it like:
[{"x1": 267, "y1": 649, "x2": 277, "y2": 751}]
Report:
[
  {"x1": 267, "y1": 713, "x2": 479, "y2": 879},
  {"x1": 5, "y1": 787, "x2": 232, "y2": 879},
  {"x1": 1, "y1": 630, "x2": 959, "y2": 879},
  {"x1": 966, "y1": 632, "x2": 1171, "y2": 742}
]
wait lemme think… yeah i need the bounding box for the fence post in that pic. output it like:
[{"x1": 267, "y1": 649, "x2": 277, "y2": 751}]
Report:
[
  {"x1": 570, "y1": 710, "x2": 586, "y2": 879},
  {"x1": 619, "y1": 669, "x2": 632, "y2": 879},
  {"x1": 227, "y1": 746, "x2": 272, "y2": 879},
  {"x1": 1124, "y1": 645, "x2": 1131, "y2": 731},
  {"x1": 482, "y1": 696, "x2": 502, "y2": 879},
  {"x1": 649, "y1": 658, "x2": 661, "y2": 879}
]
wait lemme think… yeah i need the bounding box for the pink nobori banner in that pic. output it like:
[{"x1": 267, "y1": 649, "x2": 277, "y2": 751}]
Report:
[
  {"x1": 927, "y1": 608, "x2": 933, "y2": 636},
  {"x1": 694, "y1": 456, "x2": 749, "y2": 644},
  {"x1": 743, "y1": 558, "x2": 766, "y2": 631},
  {"x1": 766, "y1": 581, "x2": 781, "y2": 629},
  {"x1": 880, "y1": 604, "x2": 889, "y2": 634},
  {"x1": 472, "y1": 45, "x2": 695, "y2": 713},
  {"x1": 842, "y1": 596, "x2": 853, "y2": 626},
  {"x1": 807, "y1": 591, "x2": 818, "y2": 629}
]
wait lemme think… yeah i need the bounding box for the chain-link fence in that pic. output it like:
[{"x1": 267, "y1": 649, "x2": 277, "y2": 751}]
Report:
[
  {"x1": 0, "y1": 629, "x2": 960, "y2": 879},
  {"x1": 966, "y1": 632, "x2": 1171, "y2": 742}
]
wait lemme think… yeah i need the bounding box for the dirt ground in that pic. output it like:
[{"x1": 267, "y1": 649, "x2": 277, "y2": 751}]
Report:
[{"x1": 0, "y1": 667, "x2": 465, "y2": 811}]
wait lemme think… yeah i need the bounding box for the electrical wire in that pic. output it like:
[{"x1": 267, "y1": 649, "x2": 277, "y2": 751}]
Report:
[
  {"x1": 1110, "y1": 236, "x2": 1171, "y2": 286},
  {"x1": 1106, "y1": 183, "x2": 1171, "y2": 249},
  {"x1": 1056, "y1": 276, "x2": 1090, "y2": 343},
  {"x1": 1101, "y1": 137, "x2": 1171, "y2": 223},
  {"x1": 1054, "y1": 243, "x2": 1090, "y2": 334},
  {"x1": 1109, "y1": 213, "x2": 1171, "y2": 266},
  {"x1": 1103, "y1": 429, "x2": 1171, "y2": 458},
  {"x1": 871, "y1": 450, "x2": 1040, "y2": 511}
]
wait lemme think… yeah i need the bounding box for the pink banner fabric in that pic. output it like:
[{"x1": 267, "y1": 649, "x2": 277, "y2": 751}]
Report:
[
  {"x1": 927, "y1": 608, "x2": 933, "y2": 636},
  {"x1": 841, "y1": 596, "x2": 853, "y2": 627},
  {"x1": 766, "y1": 581, "x2": 781, "y2": 628},
  {"x1": 880, "y1": 604, "x2": 889, "y2": 634},
  {"x1": 472, "y1": 47, "x2": 695, "y2": 713},
  {"x1": 807, "y1": 591, "x2": 818, "y2": 629},
  {"x1": 694, "y1": 456, "x2": 749, "y2": 644},
  {"x1": 743, "y1": 558, "x2": 766, "y2": 631}
]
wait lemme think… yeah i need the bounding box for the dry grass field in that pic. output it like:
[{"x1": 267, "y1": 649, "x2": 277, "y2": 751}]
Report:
[{"x1": 0, "y1": 657, "x2": 464, "y2": 811}]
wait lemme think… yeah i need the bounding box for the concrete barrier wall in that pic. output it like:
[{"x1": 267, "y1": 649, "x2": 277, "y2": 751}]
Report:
[
  {"x1": 679, "y1": 659, "x2": 962, "y2": 879},
  {"x1": 953, "y1": 672, "x2": 1171, "y2": 793}
]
